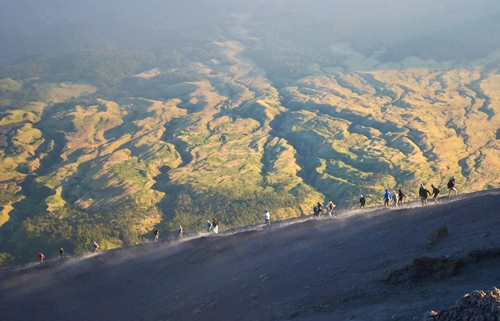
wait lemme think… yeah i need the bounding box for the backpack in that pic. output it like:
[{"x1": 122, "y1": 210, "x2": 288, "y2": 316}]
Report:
[
  {"x1": 447, "y1": 180, "x2": 454, "y2": 188},
  {"x1": 435, "y1": 187, "x2": 440, "y2": 194},
  {"x1": 154, "y1": 229, "x2": 158, "y2": 235}
]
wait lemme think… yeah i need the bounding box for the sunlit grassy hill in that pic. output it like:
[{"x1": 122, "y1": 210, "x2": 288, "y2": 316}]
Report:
[{"x1": 1, "y1": 5, "x2": 500, "y2": 266}]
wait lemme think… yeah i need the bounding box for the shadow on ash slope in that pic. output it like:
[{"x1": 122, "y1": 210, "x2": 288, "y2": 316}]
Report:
[{"x1": 2, "y1": 190, "x2": 500, "y2": 321}]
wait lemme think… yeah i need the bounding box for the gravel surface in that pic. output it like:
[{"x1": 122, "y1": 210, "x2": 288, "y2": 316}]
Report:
[{"x1": 1, "y1": 189, "x2": 500, "y2": 321}]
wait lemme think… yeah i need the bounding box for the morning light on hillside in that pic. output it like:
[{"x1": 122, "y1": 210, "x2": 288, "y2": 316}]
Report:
[{"x1": 0, "y1": 0, "x2": 500, "y2": 270}]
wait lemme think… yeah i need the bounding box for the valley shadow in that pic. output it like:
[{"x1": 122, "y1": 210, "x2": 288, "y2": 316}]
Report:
[
  {"x1": 151, "y1": 165, "x2": 172, "y2": 194},
  {"x1": 0, "y1": 121, "x2": 28, "y2": 148},
  {"x1": 0, "y1": 175, "x2": 54, "y2": 252},
  {"x1": 160, "y1": 118, "x2": 193, "y2": 167},
  {"x1": 102, "y1": 104, "x2": 144, "y2": 141}
]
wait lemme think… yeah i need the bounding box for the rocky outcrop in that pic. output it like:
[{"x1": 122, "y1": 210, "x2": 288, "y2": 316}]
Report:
[
  {"x1": 387, "y1": 248, "x2": 500, "y2": 285},
  {"x1": 386, "y1": 256, "x2": 462, "y2": 285},
  {"x1": 423, "y1": 287, "x2": 500, "y2": 321}
]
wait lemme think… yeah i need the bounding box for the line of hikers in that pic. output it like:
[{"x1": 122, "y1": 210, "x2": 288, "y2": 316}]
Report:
[
  {"x1": 36, "y1": 178, "x2": 458, "y2": 263},
  {"x1": 312, "y1": 200, "x2": 336, "y2": 217},
  {"x1": 204, "y1": 218, "x2": 220, "y2": 234},
  {"x1": 37, "y1": 242, "x2": 98, "y2": 263},
  {"x1": 381, "y1": 177, "x2": 458, "y2": 207}
]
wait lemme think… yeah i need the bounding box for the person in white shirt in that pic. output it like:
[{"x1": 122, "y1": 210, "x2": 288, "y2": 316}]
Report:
[{"x1": 264, "y1": 211, "x2": 270, "y2": 226}]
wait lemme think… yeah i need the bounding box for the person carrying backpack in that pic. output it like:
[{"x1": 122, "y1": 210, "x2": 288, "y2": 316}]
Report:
[
  {"x1": 93, "y1": 241, "x2": 99, "y2": 252},
  {"x1": 398, "y1": 189, "x2": 406, "y2": 206},
  {"x1": 316, "y1": 201, "x2": 324, "y2": 216},
  {"x1": 38, "y1": 252, "x2": 45, "y2": 263},
  {"x1": 205, "y1": 220, "x2": 212, "y2": 232},
  {"x1": 212, "y1": 218, "x2": 219, "y2": 234},
  {"x1": 447, "y1": 177, "x2": 457, "y2": 197},
  {"x1": 178, "y1": 225, "x2": 183, "y2": 238},
  {"x1": 328, "y1": 200, "x2": 335, "y2": 216},
  {"x1": 419, "y1": 184, "x2": 431, "y2": 206},
  {"x1": 154, "y1": 229, "x2": 159, "y2": 242},
  {"x1": 383, "y1": 189, "x2": 391, "y2": 207},
  {"x1": 313, "y1": 205, "x2": 319, "y2": 217},
  {"x1": 59, "y1": 247, "x2": 64, "y2": 258},
  {"x1": 431, "y1": 184, "x2": 440, "y2": 203},
  {"x1": 359, "y1": 195, "x2": 366, "y2": 208}
]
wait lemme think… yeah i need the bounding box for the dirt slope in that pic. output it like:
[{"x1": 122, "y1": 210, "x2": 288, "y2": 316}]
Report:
[{"x1": 1, "y1": 190, "x2": 500, "y2": 321}]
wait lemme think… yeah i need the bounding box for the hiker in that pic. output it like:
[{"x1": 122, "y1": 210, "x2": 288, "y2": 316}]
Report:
[
  {"x1": 359, "y1": 195, "x2": 366, "y2": 208},
  {"x1": 392, "y1": 191, "x2": 399, "y2": 207},
  {"x1": 178, "y1": 225, "x2": 183, "y2": 237},
  {"x1": 264, "y1": 211, "x2": 270, "y2": 226},
  {"x1": 59, "y1": 247, "x2": 64, "y2": 258},
  {"x1": 38, "y1": 252, "x2": 45, "y2": 263},
  {"x1": 154, "y1": 229, "x2": 159, "y2": 242},
  {"x1": 419, "y1": 184, "x2": 431, "y2": 206},
  {"x1": 212, "y1": 218, "x2": 219, "y2": 234},
  {"x1": 431, "y1": 184, "x2": 440, "y2": 203},
  {"x1": 317, "y1": 201, "x2": 324, "y2": 215},
  {"x1": 328, "y1": 200, "x2": 335, "y2": 216},
  {"x1": 313, "y1": 205, "x2": 319, "y2": 217},
  {"x1": 205, "y1": 219, "x2": 212, "y2": 232},
  {"x1": 93, "y1": 241, "x2": 99, "y2": 252},
  {"x1": 398, "y1": 189, "x2": 406, "y2": 206},
  {"x1": 383, "y1": 189, "x2": 391, "y2": 207},
  {"x1": 447, "y1": 177, "x2": 457, "y2": 197}
]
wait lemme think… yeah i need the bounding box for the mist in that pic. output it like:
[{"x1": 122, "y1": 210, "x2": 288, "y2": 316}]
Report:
[{"x1": 1, "y1": 0, "x2": 500, "y2": 65}]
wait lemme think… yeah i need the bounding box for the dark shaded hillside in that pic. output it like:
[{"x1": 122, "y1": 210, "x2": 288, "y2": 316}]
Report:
[{"x1": 1, "y1": 190, "x2": 500, "y2": 320}]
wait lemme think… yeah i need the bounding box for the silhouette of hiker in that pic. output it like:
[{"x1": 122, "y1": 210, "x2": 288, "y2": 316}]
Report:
[
  {"x1": 212, "y1": 218, "x2": 219, "y2": 234},
  {"x1": 154, "y1": 229, "x2": 159, "y2": 242},
  {"x1": 447, "y1": 177, "x2": 457, "y2": 197},
  {"x1": 431, "y1": 184, "x2": 440, "y2": 203},
  {"x1": 359, "y1": 195, "x2": 366, "y2": 208},
  {"x1": 93, "y1": 241, "x2": 99, "y2": 252},
  {"x1": 59, "y1": 247, "x2": 64, "y2": 258},
  {"x1": 419, "y1": 184, "x2": 431, "y2": 206},
  {"x1": 38, "y1": 252, "x2": 45, "y2": 263},
  {"x1": 178, "y1": 225, "x2": 183, "y2": 237},
  {"x1": 313, "y1": 205, "x2": 319, "y2": 217},
  {"x1": 317, "y1": 201, "x2": 324, "y2": 215},
  {"x1": 398, "y1": 189, "x2": 406, "y2": 206}
]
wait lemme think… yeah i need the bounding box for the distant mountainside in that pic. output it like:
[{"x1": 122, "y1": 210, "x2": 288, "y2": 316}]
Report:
[{"x1": 1, "y1": 1, "x2": 500, "y2": 266}]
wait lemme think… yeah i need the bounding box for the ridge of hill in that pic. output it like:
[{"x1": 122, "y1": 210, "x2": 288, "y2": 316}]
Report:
[{"x1": 1, "y1": 189, "x2": 500, "y2": 320}]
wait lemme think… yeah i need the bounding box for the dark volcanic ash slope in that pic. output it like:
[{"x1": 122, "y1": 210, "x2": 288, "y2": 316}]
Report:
[{"x1": 1, "y1": 190, "x2": 500, "y2": 321}]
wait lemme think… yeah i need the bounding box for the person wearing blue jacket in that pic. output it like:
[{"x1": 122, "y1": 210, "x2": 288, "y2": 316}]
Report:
[
  {"x1": 205, "y1": 219, "x2": 212, "y2": 232},
  {"x1": 383, "y1": 189, "x2": 391, "y2": 207}
]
